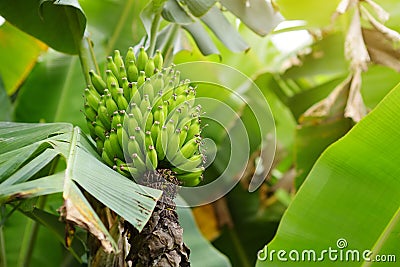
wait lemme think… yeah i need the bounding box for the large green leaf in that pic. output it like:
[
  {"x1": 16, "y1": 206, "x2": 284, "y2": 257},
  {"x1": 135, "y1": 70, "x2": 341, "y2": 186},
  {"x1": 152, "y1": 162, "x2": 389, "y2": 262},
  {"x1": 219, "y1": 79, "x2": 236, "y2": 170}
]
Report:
[
  {"x1": 80, "y1": 0, "x2": 147, "y2": 55},
  {"x1": 0, "y1": 77, "x2": 12, "y2": 121},
  {"x1": 275, "y1": 0, "x2": 341, "y2": 28},
  {"x1": 0, "y1": 0, "x2": 86, "y2": 54},
  {"x1": 1, "y1": 207, "x2": 68, "y2": 267},
  {"x1": 257, "y1": 82, "x2": 400, "y2": 266},
  {"x1": 0, "y1": 22, "x2": 46, "y2": 95},
  {"x1": 13, "y1": 51, "x2": 86, "y2": 129},
  {"x1": 176, "y1": 196, "x2": 231, "y2": 267},
  {"x1": 0, "y1": 122, "x2": 162, "y2": 252},
  {"x1": 201, "y1": 7, "x2": 249, "y2": 53}
]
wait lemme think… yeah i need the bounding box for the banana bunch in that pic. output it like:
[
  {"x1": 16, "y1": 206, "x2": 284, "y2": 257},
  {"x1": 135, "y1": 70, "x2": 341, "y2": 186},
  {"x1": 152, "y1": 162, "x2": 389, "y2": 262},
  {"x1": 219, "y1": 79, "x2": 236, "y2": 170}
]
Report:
[{"x1": 84, "y1": 47, "x2": 204, "y2": 186}]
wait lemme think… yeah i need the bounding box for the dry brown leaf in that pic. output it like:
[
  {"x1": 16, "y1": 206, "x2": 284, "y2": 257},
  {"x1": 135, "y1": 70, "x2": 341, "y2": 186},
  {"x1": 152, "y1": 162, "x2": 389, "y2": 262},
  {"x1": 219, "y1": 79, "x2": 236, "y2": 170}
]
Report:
[
  {"x1": 300, "y1": 75, "x2": 352, "y2": 124},
  {"x1": 363, "y1": 28, "x2": 400, "y2": 72},
  {"x1": 363, "y1": 0, "x2": 389, "y2": 22},
  {"x1": 345, "y1": 7, "x2": 370, "y2": 71},
  {"x1": 345, "y1": 68, "x2": 367, "y2": 122},
  {"x1": 61, "y1": 184, "x2": 115, "y2": 253}
]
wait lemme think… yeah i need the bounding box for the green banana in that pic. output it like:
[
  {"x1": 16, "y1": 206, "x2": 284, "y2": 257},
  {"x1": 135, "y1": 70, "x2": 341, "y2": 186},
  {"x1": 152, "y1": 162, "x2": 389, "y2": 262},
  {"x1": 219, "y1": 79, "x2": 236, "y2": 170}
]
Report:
[
  {"x1": 84, "y1": 87, "x2": 101, "y2": 110},
  {"x1": 107, "y1": 56, "x2": 119, "y2": 80},
  {"x1": 145, "y1": 58, "x2": 155, "y2": 77},
  {"x1": 109, "y1": 129, "x2": 124, "y2": 160},
  {"x1": 127, "y1": 61, "x2": 138, "y2": 82},
  {"x1": 89, "y1": 70, "x2": 106, "y2": 94},
  {"x1": 113, "y1": 50, "x2": 124, "y2": 70},
  {"x1": 128, "y1": 136, "x2": 143, "y2": 158},
  {"x1": 83, "y1": 47, "x2": 206, "y2": 185},
  {"x1": 137, "y1": 46, "x2": 148, "y2": 71},
  {"x1": 84, "y1": 104, "x2": 97, "y2": 122},
  {"x1": 106, "y1": 70, "x2": 119, "y2": 90},
  {"x1": 97, "y1": 103, "x2": 111, "y2": 129},
  {"x1": 176, "y1": 167, "x2": 204, "y2": 186},
  {"x1": 153, "y1": 50, "x2": 163, "y2": 70},
  {"x1": 125, "y1": 47, "x2": 136, "y2": 66}
]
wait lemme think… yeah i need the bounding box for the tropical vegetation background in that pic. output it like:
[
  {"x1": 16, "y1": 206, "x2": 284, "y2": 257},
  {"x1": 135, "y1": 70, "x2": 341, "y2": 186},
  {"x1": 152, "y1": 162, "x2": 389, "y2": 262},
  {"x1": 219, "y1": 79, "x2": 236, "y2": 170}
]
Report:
[{"x1": 1, "y1": 0, "x2": 400, "y2": 266}]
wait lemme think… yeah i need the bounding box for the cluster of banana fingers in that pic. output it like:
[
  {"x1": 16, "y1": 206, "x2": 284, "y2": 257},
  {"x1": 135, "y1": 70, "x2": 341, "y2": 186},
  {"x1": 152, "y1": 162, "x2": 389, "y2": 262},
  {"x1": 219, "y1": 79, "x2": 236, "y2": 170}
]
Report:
[{"x1": 84, "y1": 47, "x2": 204, "y2": 186}]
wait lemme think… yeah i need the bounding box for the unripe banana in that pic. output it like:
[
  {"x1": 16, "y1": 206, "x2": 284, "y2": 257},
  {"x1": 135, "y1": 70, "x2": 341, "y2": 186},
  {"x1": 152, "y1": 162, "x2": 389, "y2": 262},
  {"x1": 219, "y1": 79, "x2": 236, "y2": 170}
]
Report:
[
  {"x1": 126, "y1": 113, "x2": 139, "y2": 136},
  {"x1": 114, "y1": 50, "x2": 124, "y2": 70},
  {"x1": 132, "y1": 153, "x2": 146, "y2": 174},
  {"x1": 137, "y1": 71, "x2": 146, "y2": 88},
  {"x1": 105, "y1": 93, "x2": 119, "y2": 116},
  {"x1": 84, "y1": 47, "x2": 205, "y2": 185},
  {"x1": 150, "y1": 121, "x2": 160, "y2": 144},
  {"x1": 143, "y1": 79, "x2": 154, "y2": 103},
  {"x1": 153, "y1": 50, "x2": 163, "y2": 70},
  {"x1": 118, "y1": 66, "x2": 127, "y2": 85},
  {"x1": 97, "y1": 103, "x2": 111, "y2": 129},
  {"x1": 89, "y1": 70, "x2": 106, "y2": 94},
  {"x1": 166, "y1": 129, "x2": 180, "y2": 162},
  {"x1": 127, "y1": 61, "x2": 138, "y2": 82},
  {"x1": 173, "y1": 154, "x2": 203, "y2": 173},
  {"x1": 176, "y1": 137, "x2": 200, "y2": 160},
  {"x1": 107, "y1": 56, "x2": 119, "y2": 81},
  {"x1": 137, "y1": 46, "x2": 148, "y2": 72},
  {"x1": 84, "y1": 104, "x2": 97, "y2": 122},
  {"x1": 110, "y1": 129, "x2": 124, "y2": 160},
  {"x1": 128, "y1": 136, "x2": 143, "y2": 158},
  {"x1": 84, "y1": 87, "x2": 101, "y2": 110},
  {"x1": 147, "y1": 145, "x2": 158, "y2": 169},
  {"x1": 106, "y1": 70, "x2": 119, "y2": 90},
  {"x1": 116, "y1": 89, "x2": 128, "y2": 110},
  {"x1": 145, "y1": 58, "x2": 155, "y2": 77},
  {"x1": 156, "y1": 126, "x2": 167, "y2": 161},
  {"x1": 186, "y1": 119, "x2": 201, "y2": 142},
  {"x1": 94, "y1": 122, "x2": 106, "y2": 141},
  {"x1": 111, "y1": 111, "x2": 122, "y2": 129},
  {"x1": 86, "y1": 119, "x2": 96, "y2": 139},
  {"x1": 102, "y1": 149, "x2": 114, "y2": 166},
  {"x1": 176, "y1": 167, "x2": 204, "y2": 186},
  {"x1": 125, "y1": 47, "x2": 136, "y2": 66},
  {"x1": 95, "y1": 137, "x2": 104, "y2": 154},
  {"x1": 130, "y1": 82, "x2": 141, "y2": 104}
]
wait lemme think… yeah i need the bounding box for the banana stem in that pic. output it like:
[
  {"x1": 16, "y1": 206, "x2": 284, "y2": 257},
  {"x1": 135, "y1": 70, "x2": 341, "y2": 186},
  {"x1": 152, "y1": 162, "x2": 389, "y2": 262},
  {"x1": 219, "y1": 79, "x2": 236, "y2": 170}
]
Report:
[{"x1": 148, "y1": 12, "x2": 162, "y2": 57}]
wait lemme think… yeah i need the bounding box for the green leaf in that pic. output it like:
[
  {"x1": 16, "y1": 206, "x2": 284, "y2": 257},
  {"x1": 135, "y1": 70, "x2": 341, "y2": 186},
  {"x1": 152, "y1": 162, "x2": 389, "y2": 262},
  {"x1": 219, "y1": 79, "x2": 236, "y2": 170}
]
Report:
[
  {"x1": 275, "y1": 0, "x2": 341, "y2": 28},
  {"x1": 257, "y1": 83, "x2": 400, "y2": 266},
  {"x1": 0, "y1": 22, "x2": 46, "y2": 95},
  {"x1": 182, "y1": 0, "x2": 216, "y2": 17},
  {"x1": 1, "y1": 207, "x2": 67, "y2": 267},
  {"x1": 182, "y1": 22, "x2": 220, "y2": 55},
  {"x1": 162, "y1": 0, "x2": 194, "y2": 24},
  {"x1": 0, "y1": 0, "x2": 86, "y2": 54},
  {"x1": 13, "y1": 51, "x2": 86, "y2": 129},
  {"x1": 176, "y1": 196, "x2": 231, "y2": 267},
  {"x1": 80, "y1": 0, "x2": 147, "y2": 54},
  {"x1": 283, "y1": 33, "x2": 349, "y2": 79},
  {"x1": 220, "y1": 0, "x2": 283, "y2": 36},
  {"x1": 0, "y1": 122, "x2": 162, "y2": 252},
  {"x1": 201, "y1": 7, "x2": 249, "y2": 52}
]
